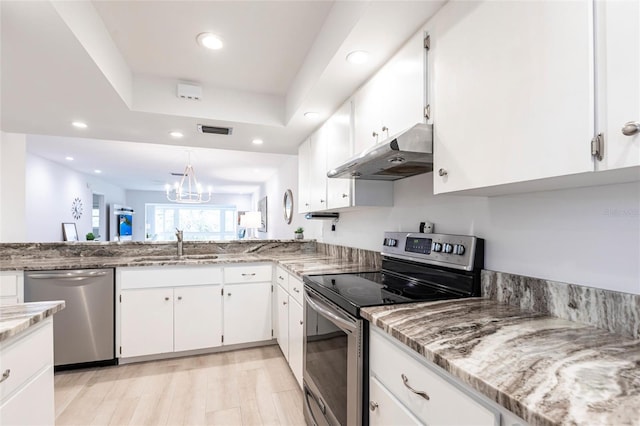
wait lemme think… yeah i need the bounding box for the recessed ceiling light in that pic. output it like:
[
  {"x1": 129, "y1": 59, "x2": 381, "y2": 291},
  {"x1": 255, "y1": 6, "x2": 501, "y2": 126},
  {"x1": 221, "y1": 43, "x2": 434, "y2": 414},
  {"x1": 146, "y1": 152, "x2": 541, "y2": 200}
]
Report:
[
  {"x1": 94, "y1": 169, "x2": 102, "y2": 174},
  {"x1": 304, "y1": 112, "x2": 319, "y2": 119},
  {"x1": 252, "y1": 139, "x2": 264, "y2": 145},
  {"x1": 72, "y1": 121, "x2": 87, "y2": 129},
  {"x1": 65, "y1": 156, "x2": 74, "y2": 161},
  {"x1": 346, "y1": 50, "x2": 369, "y2": 65},
  {"x1": 169, "y1": 131, "x2": 184, "y2": 138},
  {"x1": 197, "y1": 32, "x2": 223, "y2": 50}
]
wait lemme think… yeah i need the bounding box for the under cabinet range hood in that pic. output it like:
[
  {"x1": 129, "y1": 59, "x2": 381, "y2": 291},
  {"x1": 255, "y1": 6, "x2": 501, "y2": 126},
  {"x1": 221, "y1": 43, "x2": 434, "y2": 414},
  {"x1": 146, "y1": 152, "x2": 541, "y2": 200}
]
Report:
[{"x1": 327, "y1": 123, "x2": 433, "y2": 181}]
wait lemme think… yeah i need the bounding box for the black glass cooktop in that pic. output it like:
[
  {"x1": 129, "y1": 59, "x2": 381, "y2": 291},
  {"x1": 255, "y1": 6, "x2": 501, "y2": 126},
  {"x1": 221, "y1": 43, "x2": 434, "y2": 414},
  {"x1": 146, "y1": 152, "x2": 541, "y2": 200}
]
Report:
[{"x1": 303, "y1": 271, "x2": 464, "y2": 317}]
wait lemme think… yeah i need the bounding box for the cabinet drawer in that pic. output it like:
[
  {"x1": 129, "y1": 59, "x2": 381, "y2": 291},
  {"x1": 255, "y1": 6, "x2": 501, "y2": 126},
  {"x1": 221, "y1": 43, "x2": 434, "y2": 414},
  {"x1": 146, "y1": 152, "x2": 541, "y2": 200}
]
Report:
[
  {"x1": 119, "y1": 266, "x2": 222, "y2": 289},
  {"x1": 370, "y1": 329, "x2": 497, "y2": 426},
  {"x1": 0, "y1": 273, "x2": 18, "y2": 298},
  {"x1": 370, "y1": 377, "x2": 421, "y2": 426},
  {"x1": 224, "y1": 264, "x2": 272, "y2": 283},
  {"x1": 0, "y1": 319, "x2": 53, "y2": 401},
  {"x1": 275, "y1": 266, "x2": 289, "y2": 288},
  {"x1": 288, "y1": 275, "x2": 304, "y2": 305}
]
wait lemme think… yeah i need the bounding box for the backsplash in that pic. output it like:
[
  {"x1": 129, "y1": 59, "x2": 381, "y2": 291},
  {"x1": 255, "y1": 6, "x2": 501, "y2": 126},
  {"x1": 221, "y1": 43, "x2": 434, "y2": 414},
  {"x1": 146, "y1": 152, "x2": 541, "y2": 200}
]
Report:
[
  {"x1": 0, "y1": 239, "x2": 316, "y2": 261},
  {"x1": 482, "y1": 270, "x2": 640, "y2": 340},
  {"x1": 316, "y1": 242, "x2": 381, "y2": 270}
]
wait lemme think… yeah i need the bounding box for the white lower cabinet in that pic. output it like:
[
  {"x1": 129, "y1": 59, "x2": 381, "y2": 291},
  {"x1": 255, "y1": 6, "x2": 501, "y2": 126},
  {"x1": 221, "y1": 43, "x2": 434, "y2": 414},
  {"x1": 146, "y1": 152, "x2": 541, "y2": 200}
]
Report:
[
  {"x1": 174, "y1": 286, "x2": 222, "y2": 352},
  {"x1": 223, "y1": 281, "x2": 272, "y2": 345},
  {"x1": 370, "y1": 377, "x2": 421, "y2": 426},
  {"x1": 120, "y1": 287, "x2": 174, "y2": 357},
  {"x1": 273, "y1": 270, "x2": 304, "y2": 388},
  {"x1": 120, "y1": 285, "x2": 221, "y2": 358},
  {"x1": 288, "y1": 296, "x2": 304, "y2": 387},
  {"x1": 0, "y1": 318, "x2": 55, "y2": 426},
  {"x1": 370, "y1": 328, "x2": 500, "y2": 426},
  {"x1": 0, "y1": 271, "x2": 23, "y2": 305}
]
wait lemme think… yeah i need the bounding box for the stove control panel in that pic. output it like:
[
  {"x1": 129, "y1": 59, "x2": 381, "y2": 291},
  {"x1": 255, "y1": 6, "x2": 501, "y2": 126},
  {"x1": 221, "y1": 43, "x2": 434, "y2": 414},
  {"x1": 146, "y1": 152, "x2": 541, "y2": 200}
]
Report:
[{"x1": 382, "y1": 232, "x2": 482, "y2": 271}]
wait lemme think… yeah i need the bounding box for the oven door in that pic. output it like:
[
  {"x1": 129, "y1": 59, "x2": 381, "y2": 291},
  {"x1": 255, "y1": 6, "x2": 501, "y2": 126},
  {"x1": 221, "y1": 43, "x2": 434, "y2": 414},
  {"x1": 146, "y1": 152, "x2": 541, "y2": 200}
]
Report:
[{"x1": 303, "y1": 286, "x2": 362, "y2": 426}]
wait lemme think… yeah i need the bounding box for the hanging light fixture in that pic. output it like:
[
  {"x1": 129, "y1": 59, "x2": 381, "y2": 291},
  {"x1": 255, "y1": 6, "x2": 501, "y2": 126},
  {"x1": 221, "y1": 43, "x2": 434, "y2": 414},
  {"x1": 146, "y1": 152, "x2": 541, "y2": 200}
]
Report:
[{"x1": 166, "y1": 152, "x2": 212, "y2": 204}]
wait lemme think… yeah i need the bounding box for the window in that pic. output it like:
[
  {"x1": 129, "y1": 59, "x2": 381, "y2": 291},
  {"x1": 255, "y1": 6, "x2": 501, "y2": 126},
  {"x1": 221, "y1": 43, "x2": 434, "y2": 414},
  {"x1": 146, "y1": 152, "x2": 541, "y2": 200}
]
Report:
[{"x1": 145, "y1": 204, "x2": 237, "y2": 241}]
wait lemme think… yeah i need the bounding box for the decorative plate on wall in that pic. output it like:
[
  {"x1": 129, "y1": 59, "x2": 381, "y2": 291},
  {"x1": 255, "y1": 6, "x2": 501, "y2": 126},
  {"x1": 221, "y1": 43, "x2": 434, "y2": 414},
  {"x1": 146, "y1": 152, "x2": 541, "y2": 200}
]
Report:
[{"x1": 71, "y1": 197, "x2": 83, "y2": 220}]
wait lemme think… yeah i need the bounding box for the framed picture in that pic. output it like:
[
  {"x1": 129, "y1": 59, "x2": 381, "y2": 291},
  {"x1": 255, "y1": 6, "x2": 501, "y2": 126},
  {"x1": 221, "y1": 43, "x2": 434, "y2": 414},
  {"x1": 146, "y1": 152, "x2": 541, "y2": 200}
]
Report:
[
  {"x1": 258, "y1": 196, "x2": 267, "y2": 232},
  {"x1": 62, "y1": 222, "x2": 78, "y2": 241}
]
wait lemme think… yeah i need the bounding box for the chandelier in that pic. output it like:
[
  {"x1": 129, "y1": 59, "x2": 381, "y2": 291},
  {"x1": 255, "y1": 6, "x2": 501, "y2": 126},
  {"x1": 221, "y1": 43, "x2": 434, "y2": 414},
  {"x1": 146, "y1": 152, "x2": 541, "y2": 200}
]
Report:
[{"x1": 166, "y1": 153, "x2": 212, "y2": 204}]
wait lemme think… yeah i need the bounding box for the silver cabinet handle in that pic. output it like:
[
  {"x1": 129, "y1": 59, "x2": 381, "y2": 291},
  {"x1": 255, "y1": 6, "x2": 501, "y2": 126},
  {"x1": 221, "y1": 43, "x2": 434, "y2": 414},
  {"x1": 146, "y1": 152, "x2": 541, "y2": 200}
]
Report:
[
  {"x1": 369, "y1": 401, "x2": 378, "y2": 411},
  {"x1": 438, "y1": 168, "x2": 448, "y2": 177},
  {"x1": 299, "y1": 320, "x2": 304, "y2": 325},
  {"x1": 0, "y1": 369, "x2": 10, "y2": 383},
  {"x1": 164, "y1": 297, "x2": 170, "y2": 301},
  {"x1": 293, "y1": 287, "x2": 300, "y2": 293},
  {"x1": 241, "y1": 273, "x2": 256, "y2": 277},
  {"x1": 227, "y1": 293, "x2": 232, "y2": 296},
  {"x1": 342, "y1": 193, "x2": 348, "y2": 198},
  {"x1": 622, "y1": 121, "x2": 640, "y2": 136},
  {"x1": 177, "y1": 296, "x2": 182, "y2": 301},
  {"x1": 401, "y1": 374, "x2": 430, "y2": 400},
  {"x1": 283, "y1": 301, "x2": 287, "y2": 305},
  {"x1": 320, "y1": 199, "x2": 325, "y2": 203},
  {"x1": 278, "y1": 275, "x2": 285, "y2": 280},
  {"x1": 372, "y1": 131, "x2": 378, "y2": 138},
  {"x1": 382, "y1": 126, "x2": 389, "y2": 138},
  {"x1": 305, "y1": 203, "x2": 309, "y2": 207}
]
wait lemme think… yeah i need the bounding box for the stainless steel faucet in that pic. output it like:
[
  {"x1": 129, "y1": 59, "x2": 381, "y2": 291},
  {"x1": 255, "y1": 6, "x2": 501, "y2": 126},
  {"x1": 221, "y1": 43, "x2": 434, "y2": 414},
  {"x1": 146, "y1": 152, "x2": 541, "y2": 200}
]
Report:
[{"x1": 175, "y1": 228, "x2": 184, "y2": 257}]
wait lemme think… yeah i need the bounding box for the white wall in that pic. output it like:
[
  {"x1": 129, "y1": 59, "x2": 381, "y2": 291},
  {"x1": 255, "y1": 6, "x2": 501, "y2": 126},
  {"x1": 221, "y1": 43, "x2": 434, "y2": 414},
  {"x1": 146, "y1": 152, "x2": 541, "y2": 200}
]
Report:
[
  {"x1": 125, "y1": 190, "x2": 253, "y2": 241},
  {"x1": 318, "y1": 173, "x2": 640, "y2": 294},
  {"x1": 0, "y1": 132, "x2": 27, "y2": 242},
  {"x1": 24, "y1": 153, "x2": 126, "y2": 242},
  {"x1": 255, "y1": 156, "x2": 322, "y2": 240}
]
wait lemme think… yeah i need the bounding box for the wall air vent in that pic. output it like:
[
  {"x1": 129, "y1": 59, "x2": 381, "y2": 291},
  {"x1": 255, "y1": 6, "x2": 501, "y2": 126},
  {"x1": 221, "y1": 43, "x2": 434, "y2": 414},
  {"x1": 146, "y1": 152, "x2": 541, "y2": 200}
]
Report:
[{"x1": 198, "y1": 124, "x2": 233, "y2": 135}]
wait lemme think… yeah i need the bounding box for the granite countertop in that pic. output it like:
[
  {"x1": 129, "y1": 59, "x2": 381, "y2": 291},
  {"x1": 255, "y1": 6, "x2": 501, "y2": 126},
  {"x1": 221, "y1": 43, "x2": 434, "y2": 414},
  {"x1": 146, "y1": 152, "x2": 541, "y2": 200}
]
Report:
[
  {"x1": 362, "y1": 299, "x2": 640, "y2": 426},
  {"x1": 0, "y1": 301, "x2": 65, "y2": 343},
  {"x1": 0, "y1": 252, "x2": 378, "y2": 277}
]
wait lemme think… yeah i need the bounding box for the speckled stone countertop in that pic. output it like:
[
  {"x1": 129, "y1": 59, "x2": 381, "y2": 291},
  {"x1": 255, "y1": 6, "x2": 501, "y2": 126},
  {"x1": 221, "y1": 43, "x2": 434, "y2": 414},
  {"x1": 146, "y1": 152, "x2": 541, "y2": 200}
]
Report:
[
  {"x1": 0, "y1": 301, "x2": 65, "y2": 343},
  {"x1": 362, "y1": 299, "x2": 640, "y2": 426}
]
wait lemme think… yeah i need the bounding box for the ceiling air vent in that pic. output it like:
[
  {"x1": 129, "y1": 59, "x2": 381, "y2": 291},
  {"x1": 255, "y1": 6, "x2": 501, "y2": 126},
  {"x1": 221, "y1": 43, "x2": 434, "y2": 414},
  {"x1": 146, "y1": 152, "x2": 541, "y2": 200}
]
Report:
[
  {"x1": 177, "y1": 83, "x2": 202, "y2": 100},
  {"x1": 198, "y1": 124, "x2": 233, "y2": 135}
]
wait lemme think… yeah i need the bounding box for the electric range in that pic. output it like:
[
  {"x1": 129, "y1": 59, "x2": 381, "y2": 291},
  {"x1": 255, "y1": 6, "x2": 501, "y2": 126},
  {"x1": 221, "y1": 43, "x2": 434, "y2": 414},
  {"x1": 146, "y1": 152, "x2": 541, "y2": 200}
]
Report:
[{"x1": 302, "y1": 231, "x2": 484, "y2": 426}]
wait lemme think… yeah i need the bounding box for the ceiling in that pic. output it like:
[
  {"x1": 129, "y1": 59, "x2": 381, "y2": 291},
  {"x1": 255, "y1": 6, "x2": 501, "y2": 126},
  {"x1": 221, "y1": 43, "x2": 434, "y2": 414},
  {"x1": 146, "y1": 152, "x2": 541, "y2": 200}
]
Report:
[{"x1": 1, "y1": 0, "x2": 444, "y2": 193}]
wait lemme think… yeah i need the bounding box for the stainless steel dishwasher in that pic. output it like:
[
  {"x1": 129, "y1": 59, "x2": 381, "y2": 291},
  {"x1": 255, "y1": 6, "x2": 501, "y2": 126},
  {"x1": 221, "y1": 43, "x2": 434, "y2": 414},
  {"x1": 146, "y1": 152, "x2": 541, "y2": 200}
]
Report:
[{"x1": 24, "y1": 268, "x2": 116, "y2": 369}]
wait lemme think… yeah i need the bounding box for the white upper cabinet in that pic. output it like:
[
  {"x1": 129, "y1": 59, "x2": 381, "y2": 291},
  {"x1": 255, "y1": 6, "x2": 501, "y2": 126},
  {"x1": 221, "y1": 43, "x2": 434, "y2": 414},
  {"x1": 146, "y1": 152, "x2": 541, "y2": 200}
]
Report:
[
  {"x1": 326, "y1": 101, "x2": 354, "y2": 209},
  {"x1": 309, "y1": 128, "x2": 329, "y2": 212},
  {"x1": 297, "y1": 138, "x2": 312, "y2": 213},
  {"x1": 432, "y1": 0, "x2": 595, "y2": 194},
  {"x1": 354, "y1": 31, "x2": 426, "y2": 154},
  {"x1": 595, "y1": 0, "x2": 640, "y2": 170}
]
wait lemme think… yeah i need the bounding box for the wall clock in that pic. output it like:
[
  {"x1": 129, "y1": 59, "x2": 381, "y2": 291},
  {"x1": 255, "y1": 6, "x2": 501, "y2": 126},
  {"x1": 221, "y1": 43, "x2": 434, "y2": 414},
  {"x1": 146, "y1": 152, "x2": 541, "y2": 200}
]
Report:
[{"x1": 71, "y1": 197, "x2": 83, "y2": 220}]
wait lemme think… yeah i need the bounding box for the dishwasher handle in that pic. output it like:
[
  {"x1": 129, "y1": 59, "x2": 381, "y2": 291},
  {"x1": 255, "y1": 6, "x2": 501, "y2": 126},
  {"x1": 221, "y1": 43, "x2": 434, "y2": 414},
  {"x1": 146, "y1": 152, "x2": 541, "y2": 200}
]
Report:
[{"x1": 26, "y1": 270, "x2": 109, "y2": 281}]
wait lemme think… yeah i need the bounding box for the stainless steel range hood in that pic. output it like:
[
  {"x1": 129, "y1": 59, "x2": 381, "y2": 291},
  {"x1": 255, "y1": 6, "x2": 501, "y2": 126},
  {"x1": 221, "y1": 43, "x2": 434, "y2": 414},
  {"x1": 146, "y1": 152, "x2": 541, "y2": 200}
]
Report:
[{"x1": 327, "y1": 123, "x2": 433, "y2": 181}]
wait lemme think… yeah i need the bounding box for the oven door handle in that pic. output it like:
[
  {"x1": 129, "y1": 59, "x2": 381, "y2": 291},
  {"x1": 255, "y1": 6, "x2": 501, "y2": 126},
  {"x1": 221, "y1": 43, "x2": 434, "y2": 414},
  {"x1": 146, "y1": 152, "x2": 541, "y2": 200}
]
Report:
[{"x1": 304, "y1": 290, "x2": 357, "y2": 333}]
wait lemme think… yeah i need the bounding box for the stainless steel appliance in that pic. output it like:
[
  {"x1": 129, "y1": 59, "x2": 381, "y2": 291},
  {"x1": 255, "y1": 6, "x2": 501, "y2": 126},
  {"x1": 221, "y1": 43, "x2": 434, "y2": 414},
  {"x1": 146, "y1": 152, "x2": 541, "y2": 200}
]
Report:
[
  {"x1": 326, "y1": 123, "x2": 433, "y2": 181},
  {"x1": 25, "y1": 268, "x2": 116, "y2": 369},
  {"x1": 303, "y1": 232, "x2": 484, "y2": 426}
]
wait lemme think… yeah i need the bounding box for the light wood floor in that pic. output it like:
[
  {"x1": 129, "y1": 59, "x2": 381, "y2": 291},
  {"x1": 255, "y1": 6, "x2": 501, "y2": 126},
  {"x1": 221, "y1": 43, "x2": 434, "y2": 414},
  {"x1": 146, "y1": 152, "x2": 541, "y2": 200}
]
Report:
[{"x1": 54, "y1": 345, "x2": 305, "y2": 426}]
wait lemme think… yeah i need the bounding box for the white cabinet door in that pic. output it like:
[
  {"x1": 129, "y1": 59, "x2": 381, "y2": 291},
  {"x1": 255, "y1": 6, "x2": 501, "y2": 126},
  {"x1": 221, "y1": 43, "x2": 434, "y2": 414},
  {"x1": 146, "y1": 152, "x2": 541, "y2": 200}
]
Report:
[
  {"x1": 223, "y1": 282, "x2": 272, "y2": 345},
  {"x1": 288, "y1": 298, "x2": 304, "y2": 389},
  {"x1": 276, "y1": 284, "x2": 290, "y2": 361},
  {"x1": 297, "y1": 138, "x2": 312, "y2": 213},
  {"x1": 174, "y1": 286, "x2": 222, "y2": 352},
  {"x1": 380, "y1": 31, "x2": 426, "y2": 138},
  {"x1": 326, "y1": 101, "x2": 354, "y2": 210},
  {"x1": 0, "y1": 366, "x2": 54, "y2": 426},
  {"x1": 309, "y1": 130, "x2": 328, "y2": 212},
  {"x1": 595, "y1": 0, "x2": 640, "y2": 170},
  {"x1": 432, "y1": 0, "x2": 595, "y2": 193},
  {"x1": 120, "y1": 287, "x2": 174, "y2": 357},
  {"x1": 354, "y1": 71, "x2": 385, "y2": 154},
  {"x1": 369, "y1": 377, "x2": 421, "y2": 426}
]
